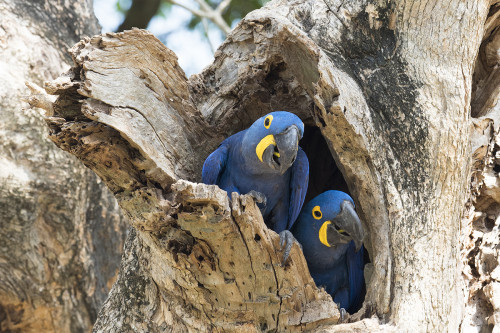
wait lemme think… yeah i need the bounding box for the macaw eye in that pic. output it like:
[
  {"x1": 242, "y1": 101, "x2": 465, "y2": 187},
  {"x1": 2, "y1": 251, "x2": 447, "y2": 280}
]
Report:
[
  {"x1": 312, "y1": 206, "x2": 322, "y2": 219},
  {"x1": 264, "y1": 115, "x2": 273, "y2": 129}
]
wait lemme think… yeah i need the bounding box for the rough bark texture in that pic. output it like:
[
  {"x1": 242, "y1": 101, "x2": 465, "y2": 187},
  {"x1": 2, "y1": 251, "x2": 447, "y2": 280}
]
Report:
[
  {"x1": 0, "y1": 1, "x2": 127, "y2": 332},
  {"x1": 38, "y1": 30, "x2": 339, "y2": 332},
  {"x1": 461, "y1": 2, "x2": 500, "y2": 331},
  {"x1": 28, "y1": 0, "x2": 500, "y2": 332}
]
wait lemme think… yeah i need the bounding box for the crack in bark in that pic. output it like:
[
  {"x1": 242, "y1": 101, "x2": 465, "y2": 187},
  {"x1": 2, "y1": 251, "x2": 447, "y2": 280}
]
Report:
[
  {"x1": 261, "y1": 231, "x2": 283, "y2": 329},
  {"x1": 86, "y1": 95, "x2": 177, "y2": 163},
  {"x1": 26, "y1": 0, "x2": 493, "y2": 326},
  {"x1": 231, "y1": 204, "x2": 257, "y2": 282},
  {"x1": 276, "y1": 294, "x2": 283, "y2": 330},
  {"x1": 323, "y1": 0, "x2": 349, "y2": 30}
]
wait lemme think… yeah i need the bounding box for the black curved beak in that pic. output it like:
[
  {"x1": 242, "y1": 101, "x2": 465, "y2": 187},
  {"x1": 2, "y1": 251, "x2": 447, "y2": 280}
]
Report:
[
  {"x1": 273, "y1": 125, "x2": 300, "y2": 174},
  {"x1": 330, "y1": 200, "x2": 365, "y2": 251}
]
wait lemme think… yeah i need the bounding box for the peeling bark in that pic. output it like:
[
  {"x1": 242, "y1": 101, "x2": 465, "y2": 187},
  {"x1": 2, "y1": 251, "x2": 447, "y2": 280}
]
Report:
[
  {"x1": 28, "y1": 0, "x2": 500, "y2": 332},
  {"x1": 94, "y1": 181, "x2": 338, "y2": 332},
  {"x1": 462, "y1": 3, "x2": 500, "y2": 331},
  {"x1": 40, "y1": 29, "x2": 339, "y2": 332}
]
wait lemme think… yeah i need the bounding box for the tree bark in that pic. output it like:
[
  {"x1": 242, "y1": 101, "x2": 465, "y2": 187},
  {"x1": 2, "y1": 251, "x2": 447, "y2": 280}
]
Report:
[
  {"x1": 29, "y1": 0, "x2": 499, "y2": 332},
  {"x1": 0, "y1": 1, "x2": 127, "y2": 332},
  {"x1": 461, "y1": 2, "x2": 500, "y2": 331}
]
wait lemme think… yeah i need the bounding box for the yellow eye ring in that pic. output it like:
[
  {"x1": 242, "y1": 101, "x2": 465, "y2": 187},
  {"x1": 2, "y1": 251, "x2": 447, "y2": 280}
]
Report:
[
  {"x1": 264, "y1": 115, "x2": 273, "y2": 129},
  {"x1": 312, "y1": 206, "x2": 322, "y2": 220}
]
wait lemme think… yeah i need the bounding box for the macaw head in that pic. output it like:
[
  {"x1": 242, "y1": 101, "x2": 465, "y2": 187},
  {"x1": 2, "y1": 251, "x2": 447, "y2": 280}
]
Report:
[
  {"x1": 300, "y1": 191, "x2": 364, "y2": 251},
  {"x1": 241, "y1": 111, "x2": 304, "y2": 174}
]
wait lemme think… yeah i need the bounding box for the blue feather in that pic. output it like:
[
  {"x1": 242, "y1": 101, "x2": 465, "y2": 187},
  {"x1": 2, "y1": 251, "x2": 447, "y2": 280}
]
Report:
[
  {"x1": 201, "y1": 140, "x2": 230, "y2": 185},
  {"x1": 291, "y1": 191, "x2": 365, "y2": 313},
  {"x1": 202, "y1": 111, "x2": 309, "y2": 233},
  {"x1": 287, "y1": 148, "x2": 309, "y2": 230}
]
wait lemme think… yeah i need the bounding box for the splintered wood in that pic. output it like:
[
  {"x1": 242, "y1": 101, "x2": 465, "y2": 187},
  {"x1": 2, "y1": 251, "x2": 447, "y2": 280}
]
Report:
[
  {"x1": 30, "y1": 0, "x2": 499, "y2": 330},
  {"x1": 39, "y1": 29, "x2": 340, "y2": 332}
]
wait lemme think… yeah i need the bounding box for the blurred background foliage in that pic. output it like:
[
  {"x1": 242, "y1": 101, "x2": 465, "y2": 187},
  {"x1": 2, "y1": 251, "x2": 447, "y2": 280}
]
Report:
[
  {"x1": 95, "y1": 0, "x2": 267, "y2": 75},
  {"x1": 185, "y1": 0, "x2": 267, "y2": 30}
]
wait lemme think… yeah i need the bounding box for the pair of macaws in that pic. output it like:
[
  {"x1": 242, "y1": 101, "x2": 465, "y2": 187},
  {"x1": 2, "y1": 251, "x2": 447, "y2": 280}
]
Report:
[{"x1": 202, "y1": 111, "x2": 365, "y2": 314}]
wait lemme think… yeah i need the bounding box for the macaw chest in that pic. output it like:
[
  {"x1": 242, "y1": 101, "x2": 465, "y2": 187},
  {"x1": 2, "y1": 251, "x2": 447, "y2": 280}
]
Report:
[
  {"x1": 218, "y1": 165, "x2": 291, "y2": 217},
  {"x1": 309, "y1": 258, "x2": 349, "y2": 295},
  {"x1": 302, "y1": 241, "x2": 350, "y2": 272}
]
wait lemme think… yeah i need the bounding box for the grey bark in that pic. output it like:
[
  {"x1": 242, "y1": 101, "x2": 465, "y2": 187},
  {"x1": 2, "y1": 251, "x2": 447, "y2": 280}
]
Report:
[
  {"x1": 28, "y1": 0, "x2": 500, "y2": 332},
  {"x1": 462, "y1": 2, "x2": 500, "y2": 331},
  {"x1": 0, "y1": 1, "x2": 127, "y2": 332}
]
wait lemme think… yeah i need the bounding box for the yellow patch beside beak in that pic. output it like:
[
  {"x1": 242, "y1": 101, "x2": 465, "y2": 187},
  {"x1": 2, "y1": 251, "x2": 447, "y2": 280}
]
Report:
[
  {"x1": 256, "y1": 134, "x2": 276, "y2": 162},
  {"x1": 319, "y1": 221, "x2": 331, "y2": 247}
]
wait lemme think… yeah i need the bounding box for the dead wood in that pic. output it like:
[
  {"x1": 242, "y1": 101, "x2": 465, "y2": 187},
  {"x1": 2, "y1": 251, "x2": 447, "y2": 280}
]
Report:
[{"x1": 28, "y1": 0, "x2": 500, "y2": 331}]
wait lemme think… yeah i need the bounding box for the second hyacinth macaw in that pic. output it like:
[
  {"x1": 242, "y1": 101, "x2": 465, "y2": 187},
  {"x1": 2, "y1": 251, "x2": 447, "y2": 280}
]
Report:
[{"x1": 291, "y1": 190, "x2": 365, "y2": 314}]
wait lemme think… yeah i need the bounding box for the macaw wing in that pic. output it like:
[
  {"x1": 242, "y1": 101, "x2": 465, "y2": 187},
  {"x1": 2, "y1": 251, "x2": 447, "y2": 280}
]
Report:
[
  {"x1": 346, "y1": 241, "x2": 365, "y2": 313},
  {"x1": 287, "y1": 147, "x2": 309, "y2": 230},
  {"x1": 202, "y1": 142, "x2": 229, "y2": 185}
]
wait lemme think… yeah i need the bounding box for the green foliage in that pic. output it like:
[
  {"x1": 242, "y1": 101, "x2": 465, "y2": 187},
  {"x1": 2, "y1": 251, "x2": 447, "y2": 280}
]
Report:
[
  {"x1": 115, "y1": 0, "x2": 132, "y2": 13},
  {"x1": 184, "y1": 0, "x2": 267, "y2": 32},
  {"x1": 116, "y1": 0, "x2": 266, "y2": 39},
  {"x1": 156, "y1": 1, "x2": 173, "y2": 19},
  {"x1": 221, "y1": 0, "x2": 269, "y2": 26}
]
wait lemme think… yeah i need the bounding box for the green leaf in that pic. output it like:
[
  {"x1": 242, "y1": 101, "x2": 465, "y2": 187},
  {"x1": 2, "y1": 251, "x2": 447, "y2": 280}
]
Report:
[{"x1": 115, "y1": 0, "x2": 132, "y2": 14}]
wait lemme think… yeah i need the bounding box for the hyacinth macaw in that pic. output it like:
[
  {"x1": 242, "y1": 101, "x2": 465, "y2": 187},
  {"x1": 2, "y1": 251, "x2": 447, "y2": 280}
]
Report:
[
  {"x1": 291, "y1": 190, "x2": 365, "y2": 314},
  {"x1": 202, "y1": 111, "x2": 309, "y2": 238}
]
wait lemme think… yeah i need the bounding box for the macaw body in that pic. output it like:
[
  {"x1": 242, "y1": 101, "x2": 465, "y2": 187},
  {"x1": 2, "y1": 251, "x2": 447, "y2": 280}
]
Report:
[
  {"x1": 202, "y1": 111, "x2": 309, "y2": 233},
  {"x1": 308, "y1": 242, "x2": 365, "y2": 312},
  {"x1": 211, "y1": 132, "x2": 307, "y2": 232},
  {"x1": 291, "y1": 190, "x2": 365, "y2": 314}
]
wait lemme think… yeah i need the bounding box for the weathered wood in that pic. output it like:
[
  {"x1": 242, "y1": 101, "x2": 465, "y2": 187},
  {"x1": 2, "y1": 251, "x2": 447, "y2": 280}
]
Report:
[
  {"x1": 95, "y1": 181, "x2": 339, "y2": 332},
  {"x1": 29, "y1": 0, "x2": 500, "y2": 332},
  {"x1": 461, "y1": 3, "x2": 500, "y2": 330},
  {"x1": 0, "y1": 1, "x2": 127, "y2": 332},
  {"x1": 40, "y1": 28, "x2": 340, "y2": 332},
  {"x1": 191, "y1": 1, "x2": 494, "y2": 331},
  {"x1": 53, "y1": 31, "x2": 217, "y2": 188}
]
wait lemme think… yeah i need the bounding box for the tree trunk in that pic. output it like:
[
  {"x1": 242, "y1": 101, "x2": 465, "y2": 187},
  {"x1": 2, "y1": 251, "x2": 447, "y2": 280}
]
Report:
[
  {"x1": 0, "y1": 1, "x2": 127, "y2": 332},
  {"x1": 462, "y1": 2, "x2": 500, "y2": 331},
  {"x1": 29, "y1": 0, "x2": 499, "y2": 332}
]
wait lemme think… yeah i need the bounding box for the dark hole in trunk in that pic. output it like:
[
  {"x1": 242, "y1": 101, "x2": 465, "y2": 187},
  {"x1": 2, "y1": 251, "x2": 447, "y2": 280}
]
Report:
[
  {"x1": 299, "y1": 125, "x2": 369, "y2": 315},
  {"x1": 300, "y1": 126, "x2": 350, "y2": 202}
]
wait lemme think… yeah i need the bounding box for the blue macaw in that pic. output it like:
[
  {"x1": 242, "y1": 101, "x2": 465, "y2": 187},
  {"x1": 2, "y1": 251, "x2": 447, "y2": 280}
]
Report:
[
  {"x1": 291, "y1": 190, "x2": 365, "y2": 314},
  {"x1": 202, "y1": 111, "x2": 309, "y2": 235}
]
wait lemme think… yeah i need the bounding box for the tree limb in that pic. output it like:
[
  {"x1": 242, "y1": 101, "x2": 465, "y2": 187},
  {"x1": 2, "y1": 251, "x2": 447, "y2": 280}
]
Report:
[
  {"x1": 166, "y1": 0, "x2": 231, "y2": 34},
  {"x1": 37, "y1": 28, "x2": 343, "y2": 331},
  {"x1": 32, "y1": 0, "x2": 497, "y2": 330},
  {"x1": 117, "y1": 0, "x2": 162, "y2": 32}
]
